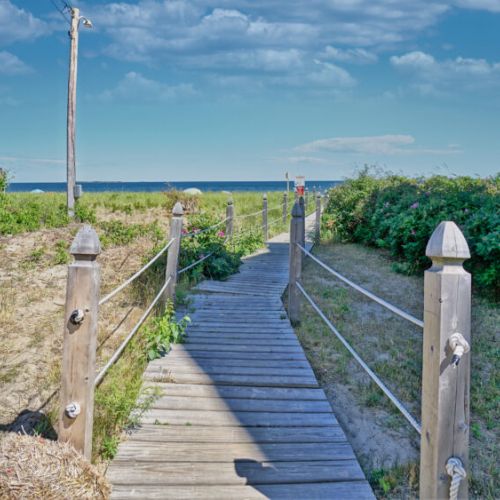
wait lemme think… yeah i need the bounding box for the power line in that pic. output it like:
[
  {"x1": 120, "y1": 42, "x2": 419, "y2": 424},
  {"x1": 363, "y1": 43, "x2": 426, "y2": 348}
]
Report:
[{"x1": 48, "y1": 0, "x2": 71, "y2": 23}]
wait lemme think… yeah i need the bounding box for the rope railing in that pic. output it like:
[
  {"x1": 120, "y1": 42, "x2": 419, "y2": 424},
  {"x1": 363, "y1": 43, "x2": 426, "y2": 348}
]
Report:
[
  {"x1": 94, "y1": 276, "x2": 172, "y2": 387},
  {"x1": 99, "y1": 238, "x2": 175, "y2": 306},
  {"x1": 178, "y1": 252, "x2": 214, "y2": 275},
  {"x1": 287, "y1": 199, "x2": 472, "y2": 499},
  {"x1": 235, "y1": 208, "x2": 264, "y2": 219},
  {"x1": 296, "y1": 244, "x2": 424, "y2": 328},
  {"x1": 181, "y1": 217, "x2": 228, "y2": 238},
  {"x1": 296, "y1": 281, "x2": 422, "y2": 434}
]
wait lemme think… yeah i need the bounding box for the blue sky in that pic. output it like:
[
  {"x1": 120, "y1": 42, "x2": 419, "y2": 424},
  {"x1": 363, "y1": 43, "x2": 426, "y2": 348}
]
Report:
[{"x1": 1, "y1": 0, "x2": 499, "y2": 182}]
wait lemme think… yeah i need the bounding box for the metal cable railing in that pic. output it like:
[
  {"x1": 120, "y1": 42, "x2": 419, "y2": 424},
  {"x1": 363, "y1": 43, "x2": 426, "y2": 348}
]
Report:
[
  {"x1": 296, "y1": 281, "x2": 422, "y2": 434},
  {"x1": 99, "y1": 238, "x2": 175, "y2": 306},
  {"x1": 297, "y1": 244, "x2": 423, "y2": 328},
  {"x1": 94, "y1": 276, "x2": 171, "y2": 386}
]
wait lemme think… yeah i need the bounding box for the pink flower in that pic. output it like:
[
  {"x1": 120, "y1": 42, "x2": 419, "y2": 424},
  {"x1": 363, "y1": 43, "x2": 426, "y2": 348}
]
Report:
[
  {"x1": 217, "y1": 231, "x2": 225, "y2": 238},
  {"x1": 181, "y1": 229, "x2": 188, "y2": 235},
  {"x1": 411, "y1": 229, "x2": 416, "y2": 236},
  {"x1": 410, "y1": 202, "x2": 419, "y2": 209}
]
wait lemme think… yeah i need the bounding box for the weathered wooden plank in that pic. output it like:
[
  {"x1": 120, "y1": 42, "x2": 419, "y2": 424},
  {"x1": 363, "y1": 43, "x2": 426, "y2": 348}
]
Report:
[
  {"x1": 167, "y1": 350, "x2": 309, "y2": 361},
  {"x1": 110, "y1": 481, "x2": 374, "y2": 499},
  {"x1": 142, "y1": 383, "x2": 327, "y2": 400},
  {"x1": 185, "y1": 332, "x2": 297, "y2": 341},
  {"x1": 171, "y1": 343, "x2": 303, "y2": 353},
  {"x1": 153, "y1": 358, "x2": 311, "y2": 370},
  {"x1": 144, "y1": 372, "x2": 318, "y2": 388},
  {"x1": 107, "y1": 459, "x2": 365, "y2": 485},
  {"x1": 184, "y1": 338, "x2": 300, "y2": 347},
  {"x1": 146, "y1": 365, "x2": 314, "y2": 378},
  {"x1": 146, "y1": 396, "x2": 332, "y2": 413},
  {"x1": 140, "y1": 410, "x2": 334, "y2": 426},
  {"x1": 114, "y1": 441, "x2": 355, "y2": 462},
  {"x1": 124, "y1": 424, "x2": 344, "y2": 443}
]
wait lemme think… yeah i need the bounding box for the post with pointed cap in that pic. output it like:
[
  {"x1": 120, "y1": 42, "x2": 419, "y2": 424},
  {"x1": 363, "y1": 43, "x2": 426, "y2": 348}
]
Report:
[
  {"x1": 262, "y1": 194, "x2": 268, "y2": 241},
  {"x1": 59, "y1": 225, "x2": 101, "y2": 459},
  {"x1": 315, "y1": 193, "x2": 322, "y2": 242},
  {"x1": 299, "y1": 196, "x2": 305, "y2": 248},
  {"x1": 164, "y1": 202, "x2": 184, "y2": 307},
  {"x1": 226, "y1": 198, "x2": 234, "y2": 240},
  {"x1": 288, "y1": 201, "x2": 304, "y2": 324},
  {"x1": 282, "y1": 192, "x2": 288, "y2": 225},
  {"x1": 420, "y1": 221, "x2": 471, "y2": 500}
]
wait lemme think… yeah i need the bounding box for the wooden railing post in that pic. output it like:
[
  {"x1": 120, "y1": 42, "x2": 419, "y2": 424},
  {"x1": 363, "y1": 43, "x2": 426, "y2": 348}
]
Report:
[
  {"x1": 420, "y1": 221, "x2": 471, "y2": 500},
  {"x1": 288, "y1": 201, "x2": 304, "y2": 324},
  {"x1": 305, "y1": 188, "x2": 309, "y2": 211},
  {"x1": 282, "y1": 192, "x2": 288, "y2": 225},
  {"x1": 59, "y1": 225, "x2": 101, "y2": 459},
  {"x1": 164, "y1": 202, "x2": 183, "y2": 306},
  {"x1": 315, "y1": 193, "x2": 322, "y2": 241},
  {"x1": 299, "y1": 196, "x2": 305, "y2": 247},
  {"x1": 262, "y1": 193, "x2": 268, "y2": 241},
  {"x1": 226, "y1": 198, "x2": 234, "y2": 239}
]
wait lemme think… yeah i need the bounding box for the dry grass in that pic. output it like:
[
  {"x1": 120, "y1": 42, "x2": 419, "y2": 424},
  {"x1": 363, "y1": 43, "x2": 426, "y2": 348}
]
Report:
[
  {"x1": 293, "y1": 241, "x2": 498, "y2": 499},
  {"x1": 0, "y1": 432, "x2": 110, "y2": 499}
]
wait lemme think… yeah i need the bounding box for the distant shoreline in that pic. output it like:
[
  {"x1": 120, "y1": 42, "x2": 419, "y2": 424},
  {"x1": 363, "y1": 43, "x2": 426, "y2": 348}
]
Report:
[{"x1": 8, "y1": 180, "x2": 342, "y2": 193}]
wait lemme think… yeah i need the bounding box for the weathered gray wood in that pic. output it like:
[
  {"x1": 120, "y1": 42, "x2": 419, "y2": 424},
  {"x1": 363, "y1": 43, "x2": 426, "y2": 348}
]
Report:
[
  {"x1": 146, "y1": 395, "x2": 331, "y2": 412},
  {"x1": 262, "y1": 193, "x2": 268, "y2": 241},
  {"x1": 66, "y1": 7, "x2": 79, "y2": 217},
  {"x1": 123, "y1": 424, "x2": 345, "y2": 443},
  {"x1": 107, "y1": 218, "x2": 372, "y2": 498},
  {"x1": 59, "y1": 225, "x2": 100, "y2": 459},
  {"x1": 164, "y1": 202, "x2": 183, "y2": 306},
  {"x1": 226, "y1": 198, "x2": 234, "y2": 239},
  {"x1": 420, "y1": 221, "x2": 471, "y2": 500},
  {"x1": 144, "y1": 372, "x2": 318, "y2": 388},
  {"x1": 114, "y1": 441, "x2": 354, "y2": 462},
  {"x1": 315, "y1": 193, "x2": 322, "y2": 240},
  {"x1": 107, "y1": 459, "x2": 365, "y2": 485},
  {"x1": 282, "y1": 192, "x2": 288, "y2": 224},
  {"x1": 288, "y1": 201, "x2": 303, "y2": 323},
  {"x1": 110, "y1": 481, "x2": 375, "y2": 499},
  {"x1": 143, "y1": 383, "x2": 327, "y2": 400}
]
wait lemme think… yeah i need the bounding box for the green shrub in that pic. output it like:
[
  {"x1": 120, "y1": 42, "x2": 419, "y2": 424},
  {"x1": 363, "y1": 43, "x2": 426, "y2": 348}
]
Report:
[{"x1": 323, "y1": 169, "x2": 499, "y2": 296}]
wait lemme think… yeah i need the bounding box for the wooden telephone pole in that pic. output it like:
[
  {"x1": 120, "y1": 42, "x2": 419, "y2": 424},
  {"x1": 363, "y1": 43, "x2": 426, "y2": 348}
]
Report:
[{"x1": 66, "y1": 7, "x2": 79, "y2": 217}]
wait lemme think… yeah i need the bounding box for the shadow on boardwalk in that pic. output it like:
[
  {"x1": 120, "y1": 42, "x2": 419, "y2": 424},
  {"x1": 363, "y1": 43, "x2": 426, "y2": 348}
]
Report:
[{"x1": 106, "y1": 228, "x2": 374, "y2": 499}]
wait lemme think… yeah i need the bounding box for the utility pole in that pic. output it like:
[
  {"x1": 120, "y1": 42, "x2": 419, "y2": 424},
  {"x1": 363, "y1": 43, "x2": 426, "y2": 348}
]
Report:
[
  {"x1": 66, "y1": 6, "x2": 92, "y2": 218},
  {"x1": 66, "y1": 7, "x2": 79, "y2": 217}
]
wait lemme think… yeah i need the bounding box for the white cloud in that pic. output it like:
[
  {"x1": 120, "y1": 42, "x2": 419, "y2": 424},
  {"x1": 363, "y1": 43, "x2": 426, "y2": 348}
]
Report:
[
  {"x1": 295, "y1": 134, "x2": 462, "y2": 155},
  {"x1": 321, "y1": 45, "x2": 378, "y2": 64},
  {"x1": 391, "y1": 50, "x2": 500, "y2": 92},
  {"x1": 453, "y1": 0, "x2": 500, "y2": 13},
  {"x1": 296, "y1": 134, "x2": 415, "y2": 154},
  {"x1": 0, "y1": 51, "x2": 32, "y2": 75},
  {"x1": 99, "y1": 72, "x2": 197, "y2": 102},
  {"x1": 0, "y1": 1, "x2": 49, "y2": 47}
]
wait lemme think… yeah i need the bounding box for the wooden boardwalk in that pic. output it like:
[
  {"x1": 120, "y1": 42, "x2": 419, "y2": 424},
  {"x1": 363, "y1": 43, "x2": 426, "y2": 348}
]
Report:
[{"x1": 107, "y1": 225, "x2": 374, "y2": 499}]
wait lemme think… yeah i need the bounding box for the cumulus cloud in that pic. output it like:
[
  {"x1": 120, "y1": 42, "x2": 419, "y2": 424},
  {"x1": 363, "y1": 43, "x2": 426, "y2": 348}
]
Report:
[
  {"x1": 0, "y1": 51, "x2": 32, "y2": 75},
  {"x1": 453, "y1": 0, "x2": 500, "y2": 13},
  {"x1": 0, "y1": 1, "x2": 50, "y2": 47},
  {"x1": 391, "y1": 50, "x2": 500, "y2": 92},
  {"x1": 99, "y1": 72, "x2": 197, "y2": 102}
]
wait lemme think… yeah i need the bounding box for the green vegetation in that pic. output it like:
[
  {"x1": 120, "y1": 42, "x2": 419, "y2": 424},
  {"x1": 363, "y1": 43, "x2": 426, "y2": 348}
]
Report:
[
  {"x1": 322, "y1": 169, "x2": 499, "y2": 296},
  {"x1": 0, "y1": 168, "x2": 7, "y2": 193},
  {"x1": 145, "y1": 301, "x2": 190, "y2": 361}
]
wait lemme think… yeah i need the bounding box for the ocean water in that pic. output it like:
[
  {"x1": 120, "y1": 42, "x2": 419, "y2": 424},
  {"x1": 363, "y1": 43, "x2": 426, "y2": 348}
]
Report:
[{"x1": 8, "y1": 180, "x2": 341, "y2": 194}]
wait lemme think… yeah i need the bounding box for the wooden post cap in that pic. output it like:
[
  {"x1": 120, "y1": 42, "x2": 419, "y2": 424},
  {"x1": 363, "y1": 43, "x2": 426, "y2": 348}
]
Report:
[
  {"x1": 70, "y1": 225, "x2": 101, "y2": 258},
  {"x1": 426, "y1": 221, "x2": 471, "y2": 260},
  {"x1": 263, "y1": 194, "x2": 267, "y2": 200},
  {"x1": 227, "y1": 198, "x2": 233, "y2": 205},
  {"x1": 172, "y1": 201, "x2": 184, "y2": 216}
]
